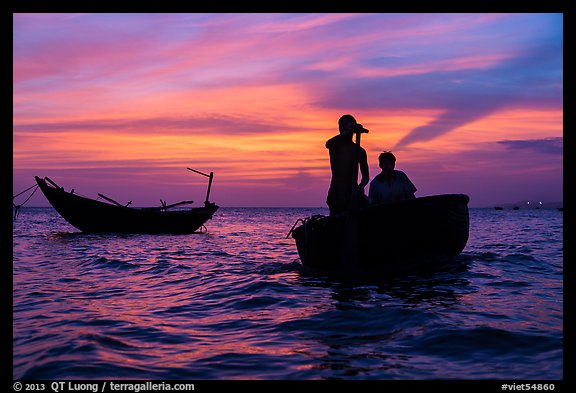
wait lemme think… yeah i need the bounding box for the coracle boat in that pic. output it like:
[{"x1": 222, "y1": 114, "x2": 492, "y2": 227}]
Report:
[
  {"x1": 34, "y1": 169, "x2": 218, "y2": 234},
  {"x1": 289, "y1": 194, "x2": 470, "y2": 272}
]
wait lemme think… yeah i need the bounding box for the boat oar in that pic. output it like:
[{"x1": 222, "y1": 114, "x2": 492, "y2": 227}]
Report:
[
  {"x1": 187, "y1": 167, "x2": 214, "y2": 206},
  {"x1": 341, "y1": 128, "x2": 366, "y2": 271},
  {"x1": 98, "y1": 193, "x2": 131, "y2": 207},
  {"x1": 152, "y1": 200, "x2": 195, "y2": 211}
]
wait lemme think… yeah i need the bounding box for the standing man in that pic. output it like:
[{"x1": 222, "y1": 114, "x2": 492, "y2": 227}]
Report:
[{"x1": 325, "y1": 114, "x2": 369, "y2": 215}]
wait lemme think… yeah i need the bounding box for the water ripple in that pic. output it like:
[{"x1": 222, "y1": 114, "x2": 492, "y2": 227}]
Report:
[{"x1": 13, "y1": 207, "x2": 563, "y2": 380}]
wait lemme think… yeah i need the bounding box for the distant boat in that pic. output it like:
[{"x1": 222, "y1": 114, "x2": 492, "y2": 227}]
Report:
[
  {"x1": 513, "y1": 206, "x2": 520, "y2": 210},
  {"x1": 494, "y1": 206, "x2": 504, "y2": 210},
  {"x1": 35, "y1": 171, "x2": 218, "y2": 234},
  {"x1": 289, "y1": 194, "x2": 470, "y2": 272}
]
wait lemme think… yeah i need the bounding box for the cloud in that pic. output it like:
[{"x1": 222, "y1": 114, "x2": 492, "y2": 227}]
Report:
[
  {"x1": 497, "y1": 137, "x2": 563, "y2": 155},
  {"x1": 311, "y1": 42, "x2": 562, "y2": 148},
  {"x1": 12, "y1": 13, "x2": 563, "y2": 208},
  {"x1": 13, "y1": 114, "x2": 305, "y2": 136}
]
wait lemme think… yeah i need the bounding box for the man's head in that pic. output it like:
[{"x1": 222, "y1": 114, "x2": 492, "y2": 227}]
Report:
[
  {"x1": 378, "y1": 151, "x2": 396, "y2": 169},
  {"x1": 338, "y1": 114, "x2": 357, "y2": 135},
  {"x1": 338, "y1": 114, "x2": 368, "y2": 135}
]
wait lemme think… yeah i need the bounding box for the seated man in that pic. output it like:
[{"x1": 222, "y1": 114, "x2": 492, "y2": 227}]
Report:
[{"x1": 368, "y1": 151, "x2": 416, "y2": 205}]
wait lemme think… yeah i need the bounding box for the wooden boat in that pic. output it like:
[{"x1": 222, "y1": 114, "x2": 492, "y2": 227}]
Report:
[
  {"x1": 35, "y1": 170, "x2": 218, "y2": 234},
  {"x1": 289, "y1": 194, "x2": 470, "y2": 272}
]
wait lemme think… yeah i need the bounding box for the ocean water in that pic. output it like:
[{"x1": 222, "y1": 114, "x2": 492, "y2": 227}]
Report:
[{"x1": 12, "y1": 206, "x2": 563, "y2": 380}]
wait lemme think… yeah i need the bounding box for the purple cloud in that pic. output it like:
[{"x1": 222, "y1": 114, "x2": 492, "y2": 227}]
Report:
[
  {"x1": 13, "y1": 114, "x2": 305, "y2": 136},
  {"x1": 497, "y1": 137, "x2": 563, "y2": 155},
  {"x1": 312, "y1": 42, "x2": 562, "y2": 148}
]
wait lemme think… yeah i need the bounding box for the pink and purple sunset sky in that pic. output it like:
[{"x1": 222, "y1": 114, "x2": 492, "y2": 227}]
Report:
[{"x1": 13, "y1": 13, "x2": 563, "y2": 208}]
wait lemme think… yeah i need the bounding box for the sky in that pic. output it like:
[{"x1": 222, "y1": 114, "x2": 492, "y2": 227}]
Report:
[{"x1": 12, "y1": 13, "x2": 563, "y2": 208}]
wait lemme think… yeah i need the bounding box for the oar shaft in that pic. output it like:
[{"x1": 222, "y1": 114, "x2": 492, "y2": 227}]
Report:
[
  {"x1": 98, "y1": 193, "x2": 124, "y2": 207},
  {"x1": 187, "y1": 168, "x2": 214, "y2": 204},
  {"x1": 205, "y1": 172, "x2": 214, "y2": 204},
  {"x1": 187, "y1": 167, "x2": 210, "y2": 177}
]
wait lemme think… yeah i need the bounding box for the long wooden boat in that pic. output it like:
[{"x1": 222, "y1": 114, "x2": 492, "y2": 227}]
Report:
[
  {"x1": 35, "y1": 175, "x2": 218, "y2": 234},
  {"x1": 289, "y1": 194, "x2": 470, "y2": 272}
]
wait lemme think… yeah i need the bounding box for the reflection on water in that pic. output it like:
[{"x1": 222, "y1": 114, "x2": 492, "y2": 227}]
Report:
[{"x1": 13, "y1": 207, "x2": 562, "y2": 379}]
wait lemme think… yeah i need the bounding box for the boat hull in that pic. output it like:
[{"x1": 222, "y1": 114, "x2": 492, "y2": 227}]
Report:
[
  {"x1": 291, "y1": 194, "x2": 470, "y2": 271},
  {"x1": 35, "y1": 176, "x2": 218, "y2": 234}
]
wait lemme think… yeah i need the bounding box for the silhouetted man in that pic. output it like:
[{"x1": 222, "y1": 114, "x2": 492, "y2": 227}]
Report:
[
  {"x1": 325, "y1": 114, "x2": 369, "y2": 215},
  {"x1": 369, "y1": 151, "x2": 417, "y2": 205}
]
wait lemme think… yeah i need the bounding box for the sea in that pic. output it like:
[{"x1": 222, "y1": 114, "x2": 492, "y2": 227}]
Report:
[{"x1": 12, "y1": 206, "x2": 564, "y2": 383}]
